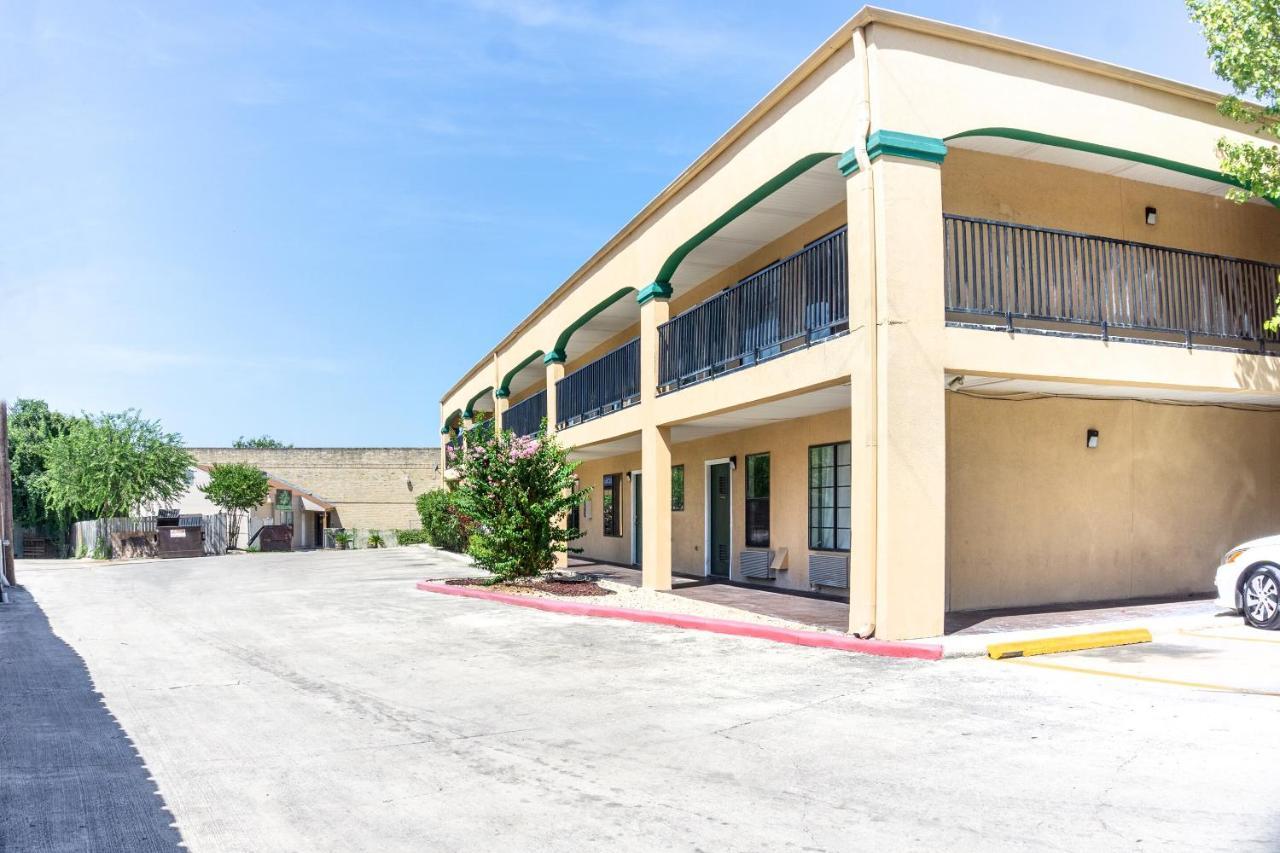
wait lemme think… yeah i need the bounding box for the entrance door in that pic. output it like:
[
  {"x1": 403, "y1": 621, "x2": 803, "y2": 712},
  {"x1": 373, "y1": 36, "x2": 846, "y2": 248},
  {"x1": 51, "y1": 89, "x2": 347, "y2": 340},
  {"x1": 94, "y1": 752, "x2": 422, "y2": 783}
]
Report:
[
  {"x1": 313, "y1": 513, "x2": 323, "y2": 549},
  {"x1": 708, "y1": 462, "x2": 731, "y2": 577},
  {"x1": 632, "y1": 472, "x2": 642, "y2": 566}
]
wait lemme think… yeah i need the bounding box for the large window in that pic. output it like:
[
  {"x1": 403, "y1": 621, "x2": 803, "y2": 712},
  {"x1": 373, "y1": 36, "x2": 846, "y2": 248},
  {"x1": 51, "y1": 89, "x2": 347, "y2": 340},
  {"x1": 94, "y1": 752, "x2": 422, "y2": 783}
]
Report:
[
  {"x1": 671, "y1": 465, "x2": 685, "y2": 511},
  {"x1": 602, "y1": 473, "x2": 621, "y2": 537},
  {"x1": 809, "y1": 443, "x2": 850, "y2": 551},
  {"x1": 745, "y1": 453, "x2": 770, "y2": 548}
]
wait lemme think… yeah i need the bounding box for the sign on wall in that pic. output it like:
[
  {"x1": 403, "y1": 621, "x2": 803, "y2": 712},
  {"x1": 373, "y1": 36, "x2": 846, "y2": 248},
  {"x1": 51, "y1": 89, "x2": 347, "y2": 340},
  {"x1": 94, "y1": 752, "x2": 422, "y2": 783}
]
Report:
[{"x1": 275, "y1": 490, "x2": 293, "y2": 511}]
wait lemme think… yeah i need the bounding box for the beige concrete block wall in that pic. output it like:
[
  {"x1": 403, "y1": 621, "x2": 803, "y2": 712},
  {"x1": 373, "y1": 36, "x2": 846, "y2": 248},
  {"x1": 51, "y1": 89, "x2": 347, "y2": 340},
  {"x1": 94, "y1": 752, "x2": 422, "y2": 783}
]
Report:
[
  {"x1": 569, "y1": 408, "x2": 850, "y2": 591},
  {"x1": 946, "y1": 394, "x2": 1280, "y2": 612},
  {"x1": 943, "y1": 149, "x2": 1280, "y2": 264},
  {"x1": 189, "y1": 448, "x2": 444, "y2": 532}
]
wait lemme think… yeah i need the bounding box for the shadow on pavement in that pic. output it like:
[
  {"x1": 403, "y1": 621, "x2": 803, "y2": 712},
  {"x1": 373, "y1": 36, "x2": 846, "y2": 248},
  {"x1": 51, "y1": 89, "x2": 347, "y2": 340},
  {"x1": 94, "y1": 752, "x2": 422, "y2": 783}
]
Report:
[{"x1": 0, "y1": 587, "x2": 185, "y2": 852}]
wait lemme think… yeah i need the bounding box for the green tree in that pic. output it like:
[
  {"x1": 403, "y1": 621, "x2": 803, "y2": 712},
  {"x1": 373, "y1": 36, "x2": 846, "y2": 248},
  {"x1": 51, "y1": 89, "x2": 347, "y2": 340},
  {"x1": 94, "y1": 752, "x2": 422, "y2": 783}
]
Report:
[
  {"x1": 1189, "y1": 0, "x2": 1280, "y2": 202},
  {"x1": 452, "y1": 428, "x2": 586, "y2": 582},
  {"x1": 415, "y1": 488, "x2": 473, "y2": 552},
  {"x1": 41, "y1": 410, "x2": 194, "y2": 521},
  {"x1": 199, "y1": 463, "x2": 271, "y2": 550},
  {"x1": 6, "y1": 399, "x2": 77, "y2": 531},
  {"x1": 233, "y1": 435, "x2": 291, "y2": 449}
]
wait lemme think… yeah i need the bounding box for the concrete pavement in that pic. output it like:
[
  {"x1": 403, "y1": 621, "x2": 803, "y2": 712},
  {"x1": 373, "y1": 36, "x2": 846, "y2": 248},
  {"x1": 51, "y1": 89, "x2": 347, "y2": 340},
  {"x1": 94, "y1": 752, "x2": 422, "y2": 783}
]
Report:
[{"x1": 4, "y1": 547, "x2": 1279, "y2": 852}]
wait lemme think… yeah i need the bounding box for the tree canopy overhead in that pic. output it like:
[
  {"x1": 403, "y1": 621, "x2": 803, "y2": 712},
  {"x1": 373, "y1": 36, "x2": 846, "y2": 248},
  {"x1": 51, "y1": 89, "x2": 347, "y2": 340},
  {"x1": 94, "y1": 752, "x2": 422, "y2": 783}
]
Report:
[{"x1": 1189, "y1": 0, "x2": 1280, "y2": 200}]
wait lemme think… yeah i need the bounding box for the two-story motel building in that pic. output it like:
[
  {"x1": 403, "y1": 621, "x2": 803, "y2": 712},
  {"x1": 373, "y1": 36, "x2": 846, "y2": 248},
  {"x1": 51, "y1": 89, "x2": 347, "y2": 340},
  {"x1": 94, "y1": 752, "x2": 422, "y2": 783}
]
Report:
[{"x1": 439, "y1": 7, "x2": 1280, "y2": 640}]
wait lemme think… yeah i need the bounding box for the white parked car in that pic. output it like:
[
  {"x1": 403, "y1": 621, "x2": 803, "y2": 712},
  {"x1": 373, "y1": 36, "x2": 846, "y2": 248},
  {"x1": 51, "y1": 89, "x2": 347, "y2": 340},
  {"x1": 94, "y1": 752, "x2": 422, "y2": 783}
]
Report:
[{"x1": 1216, "y1": 536, "x2": 1280, "y2": 630}]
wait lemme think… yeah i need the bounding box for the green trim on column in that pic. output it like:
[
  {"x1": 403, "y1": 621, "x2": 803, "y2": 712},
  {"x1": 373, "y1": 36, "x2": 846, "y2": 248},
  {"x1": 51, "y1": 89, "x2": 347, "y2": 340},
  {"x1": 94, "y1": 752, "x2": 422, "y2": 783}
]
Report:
[
  {"x1": 548, "y1": 286, "x2": 636, "y2": 360},
  {"x1": 498, "y1": 349, "x2": 545, "y2": 396},
  {"x1": 636, "y1": 282, "x2": 673, "y2": 305},
  {"x1": 439, "y1": 425, "x2": 451, "y2": 434},
  {"x1": 652, "y1": 152, "x2": 840, "y2": 286},
  {"x1": 494, "y1": 389, "x2": 509, "y2": 399},
  {"x1": 868, "y1": 130, "x2": 947, "y2": 165},
  {"x1": 945, "y1": 127, "x2": 1279, "y2": 207},
  {"x1": 839, "y1": 131, "x2": 948, "y2": 176},
  {"x1": 462, "y1": 386, "x2": 493, "y2": 420},
  {"x1": 837, "y1": 147, "x2": 861, "y2": 177},
  {"x1": 543, "y1": 349, "x2": 567, "y2": 365}
]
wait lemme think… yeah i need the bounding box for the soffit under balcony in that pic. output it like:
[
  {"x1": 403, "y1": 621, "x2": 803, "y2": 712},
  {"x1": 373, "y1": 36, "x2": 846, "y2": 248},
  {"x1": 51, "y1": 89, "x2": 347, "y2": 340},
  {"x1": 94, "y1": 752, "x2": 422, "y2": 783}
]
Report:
[
  {"x1": 668, "y1": 156, "x2": 846, "y2": 291},
  {"x1": 565, "y1": 384, "x2": 850, "y2": 461},
  {"x1": 948, "y1": 374, "x2": 1280, "y2": 407},
  {"x1": 948, "y1": 132, "x2": 1272, "y2": 204}
]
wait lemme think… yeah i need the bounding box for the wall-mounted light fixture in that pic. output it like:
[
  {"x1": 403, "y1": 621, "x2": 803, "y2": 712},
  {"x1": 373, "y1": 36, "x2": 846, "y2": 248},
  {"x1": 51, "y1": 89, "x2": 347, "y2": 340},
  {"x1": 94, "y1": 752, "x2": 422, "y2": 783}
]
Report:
[
  {"x1": 1145, "y1": 206, "x2": 1158, "y2": 226},
  {"x1": 1086, "y1": 428, "x2": 1100, "y2": 449},
  {"x1": 729, "y1": 455, "x2": 738, "y2": 471}
]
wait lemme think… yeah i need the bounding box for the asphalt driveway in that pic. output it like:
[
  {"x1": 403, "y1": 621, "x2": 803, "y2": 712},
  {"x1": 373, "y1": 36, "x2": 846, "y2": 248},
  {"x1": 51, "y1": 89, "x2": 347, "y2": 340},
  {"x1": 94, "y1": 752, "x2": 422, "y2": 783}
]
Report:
[{"x1": 3, "y1": 547, "x2": 1278, "y2": 852}]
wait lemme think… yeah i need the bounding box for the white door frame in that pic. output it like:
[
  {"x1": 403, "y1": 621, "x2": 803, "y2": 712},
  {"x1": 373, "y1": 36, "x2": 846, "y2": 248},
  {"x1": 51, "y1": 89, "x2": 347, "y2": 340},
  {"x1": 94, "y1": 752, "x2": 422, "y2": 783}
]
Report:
[
  {"x1": 702, "y1": 458, "x2": 734, "y2": 578},
  {"x1": 629, "y1": 469, "x2": 642, "y2": 566}
]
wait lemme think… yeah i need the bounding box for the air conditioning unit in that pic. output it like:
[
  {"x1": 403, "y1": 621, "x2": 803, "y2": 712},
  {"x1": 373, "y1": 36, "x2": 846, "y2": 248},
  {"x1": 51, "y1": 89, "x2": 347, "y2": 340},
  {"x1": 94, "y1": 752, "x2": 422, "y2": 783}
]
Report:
[
  {"x1": 739, "y1": 550, "x2": 775, "y2": 580},
  {"x1": 809, "y1": 553, "x2": 849, "y2": 589}
]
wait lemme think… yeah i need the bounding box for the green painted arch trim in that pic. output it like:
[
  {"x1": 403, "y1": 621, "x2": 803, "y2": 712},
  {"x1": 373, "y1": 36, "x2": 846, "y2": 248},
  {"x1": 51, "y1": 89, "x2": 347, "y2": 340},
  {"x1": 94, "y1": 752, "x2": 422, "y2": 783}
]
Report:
[
  {"x1": 439, "y1": 425, "x2": 451, "y2": 434},
  {"x1": 498, "y1": 350, "x2": 544, "y2": 396},
  {"x1": 945, "y1": 127, "x2": 1279, "y2": 207},
  {"x1": 653, "y1": 152, "x2": 840, "y2": 286},
  {"x1": 548, "y1": 286, "x2": 637, "y2": 360},
  {"x1": 462, "y1": 386, "x2": 493, "y2": 419},
  {"x1": 442, "y1": 408, "x2": 463, "y2": 432},
  {"x1": 636, "y1": 282, "x2": 673, "y2": 305}
]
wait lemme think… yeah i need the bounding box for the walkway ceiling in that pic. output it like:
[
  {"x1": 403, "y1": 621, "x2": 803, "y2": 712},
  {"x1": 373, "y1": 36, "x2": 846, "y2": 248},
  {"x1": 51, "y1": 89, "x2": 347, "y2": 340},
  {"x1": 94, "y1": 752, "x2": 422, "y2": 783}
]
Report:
[
  {"x1": 566, "y1": 384, "x2": 850, "y2": 460},
  {"x1": 948, "y1": 130, "x2": 1271, "y2": 205},
  {"x1": 948, "y1": 374, "x2": 1280, "y2": 407},
  {"x1": 669, "y1": 156, "x2": 845, "y2": 290}
]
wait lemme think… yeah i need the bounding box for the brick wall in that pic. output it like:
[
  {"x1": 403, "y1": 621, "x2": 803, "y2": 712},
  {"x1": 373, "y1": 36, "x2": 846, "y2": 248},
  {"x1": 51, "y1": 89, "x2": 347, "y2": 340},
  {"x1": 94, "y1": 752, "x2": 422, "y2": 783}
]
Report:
[{"x1": 188, "y1": 448, "x2": 444, "y2": 532}]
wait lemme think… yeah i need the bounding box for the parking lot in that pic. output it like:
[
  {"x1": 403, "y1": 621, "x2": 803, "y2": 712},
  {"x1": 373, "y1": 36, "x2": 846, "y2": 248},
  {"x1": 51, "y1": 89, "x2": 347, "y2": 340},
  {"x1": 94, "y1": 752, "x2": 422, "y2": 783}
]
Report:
[{"x1": 3, "y1": 547, "x2": 1279, "y2": 852}]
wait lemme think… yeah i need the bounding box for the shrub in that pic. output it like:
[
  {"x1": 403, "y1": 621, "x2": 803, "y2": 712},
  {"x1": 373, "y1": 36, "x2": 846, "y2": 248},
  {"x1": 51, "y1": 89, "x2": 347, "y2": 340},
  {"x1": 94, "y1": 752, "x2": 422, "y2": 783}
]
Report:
[
  {"x1": 394, "y1": 528, "x2": 430, "y2": 545},
  {"x1": 368, "y1": 530, "x2": 384, "y2": 549},
  {"x1": 452, "y1": 428, "x2": 586, "y2": 582},
  {"x1": 416, "y1": 489, "x2": 473, "y2": 552}
]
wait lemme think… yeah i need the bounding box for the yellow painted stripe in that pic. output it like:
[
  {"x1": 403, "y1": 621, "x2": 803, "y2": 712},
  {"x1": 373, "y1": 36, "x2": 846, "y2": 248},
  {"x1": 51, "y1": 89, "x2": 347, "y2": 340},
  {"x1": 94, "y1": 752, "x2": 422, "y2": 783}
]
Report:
[
  {"x1": 1005, "y1": 657, "x2": 1280, "y2": 698},
  {"x1": 1179, "y1": 627, "x2": 1280, "y2": 646},
  {"x1": 987, "y1": 628, "x2": 1151, "y2": 660}
]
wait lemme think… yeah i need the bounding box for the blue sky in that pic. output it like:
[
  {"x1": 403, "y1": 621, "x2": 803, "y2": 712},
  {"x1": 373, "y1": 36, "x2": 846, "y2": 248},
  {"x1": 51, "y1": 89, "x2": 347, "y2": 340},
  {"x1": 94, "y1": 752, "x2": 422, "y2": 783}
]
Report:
[{"x1": 0, "y1": 0, "x2": 1223, "y2": 447}]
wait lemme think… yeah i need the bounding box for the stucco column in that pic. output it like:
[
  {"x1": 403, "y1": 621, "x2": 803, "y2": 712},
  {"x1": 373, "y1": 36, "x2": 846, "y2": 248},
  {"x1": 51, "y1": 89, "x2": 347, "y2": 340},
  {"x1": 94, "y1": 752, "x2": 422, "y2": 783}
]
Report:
[
  {"x1": 638, "y1": 285, "x2": 673, "y2": 590},
  {"x1": 493, "y1": 390, "x2": 509, "y2": 432},
  {"x1": 843, "y1": 132, "x2": 948, "y2": 641},
  {"x1": 544, "y1": 354, "x2": 569, "y2": 568}
]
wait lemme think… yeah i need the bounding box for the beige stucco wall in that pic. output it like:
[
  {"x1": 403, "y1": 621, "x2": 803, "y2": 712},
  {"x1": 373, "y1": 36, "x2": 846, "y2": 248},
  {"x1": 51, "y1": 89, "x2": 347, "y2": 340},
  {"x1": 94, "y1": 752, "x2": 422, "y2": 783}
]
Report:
[
  {"x1": 571, "y1": 408, "x2": 850, "y2": 591},
  {"x1": 943, "y1": 149, "x2": 1280, "y2": 264},
  {"x1": 946, "y1": 393, "x2": 1280, "y2": 612},
  {"x1": 189, "y1": 448, "x2": 443, "y2": 531}
]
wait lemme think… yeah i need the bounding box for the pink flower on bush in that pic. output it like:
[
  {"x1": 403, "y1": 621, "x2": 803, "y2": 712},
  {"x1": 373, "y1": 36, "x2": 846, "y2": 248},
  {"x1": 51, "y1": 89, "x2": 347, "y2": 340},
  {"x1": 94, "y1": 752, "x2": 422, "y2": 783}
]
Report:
[{"x1": 509, "y1": 436, "x2": 539, "y2": 461}]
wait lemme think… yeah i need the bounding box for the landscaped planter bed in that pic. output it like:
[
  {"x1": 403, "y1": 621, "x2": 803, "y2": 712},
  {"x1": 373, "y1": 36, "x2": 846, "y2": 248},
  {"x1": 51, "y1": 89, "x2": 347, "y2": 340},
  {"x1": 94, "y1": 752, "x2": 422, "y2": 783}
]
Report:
[{"x1": 444, "y1": 577, "x2": 615, "y2": 598}]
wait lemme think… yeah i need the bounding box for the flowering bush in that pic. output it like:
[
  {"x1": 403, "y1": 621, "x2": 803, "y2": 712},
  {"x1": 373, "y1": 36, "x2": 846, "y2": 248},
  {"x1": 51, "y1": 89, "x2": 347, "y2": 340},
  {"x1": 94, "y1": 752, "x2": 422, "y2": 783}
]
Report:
[
  {"x1": 416, "y1": 489, "x2": 473, "y2": 552},
  {"x1": 453, "y1": 425, "x2": 586, "y2": 582}
]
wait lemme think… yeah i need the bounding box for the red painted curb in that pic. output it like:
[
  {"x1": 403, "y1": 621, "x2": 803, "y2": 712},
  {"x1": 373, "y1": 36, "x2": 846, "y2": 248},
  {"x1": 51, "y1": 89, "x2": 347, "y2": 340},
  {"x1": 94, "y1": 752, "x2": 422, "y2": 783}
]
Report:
[{"x1": 416, "y1": 580, "x2": 943, "y2": 660}]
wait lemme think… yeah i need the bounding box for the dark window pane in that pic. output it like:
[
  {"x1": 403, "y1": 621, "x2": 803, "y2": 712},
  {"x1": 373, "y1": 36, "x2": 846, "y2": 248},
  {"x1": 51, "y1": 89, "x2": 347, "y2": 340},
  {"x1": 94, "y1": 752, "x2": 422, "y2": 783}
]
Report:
[
  {"x1": 671, "y1": 465, "x2": 685, "y2": 512},
  {"x1": 746, "y1": 498, "x2": 770, "y2": 548},
  {"x1": 746, "y1": 453, "x2": 770, "y2": 499}
]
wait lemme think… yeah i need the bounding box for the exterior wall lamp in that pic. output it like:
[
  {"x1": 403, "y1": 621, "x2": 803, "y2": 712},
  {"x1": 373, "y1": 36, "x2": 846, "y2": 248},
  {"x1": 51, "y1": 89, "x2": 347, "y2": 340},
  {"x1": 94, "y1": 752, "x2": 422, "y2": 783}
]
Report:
[
  {"x1": 1145, "y1": 206, "x2": 1158, "y2": 226},
  {"x1": 1086, "y1": 428, "x2": 1100, "y2": 449},
  {"x1": 729, "y1": 455, "x2": 737, "y2": 471}
]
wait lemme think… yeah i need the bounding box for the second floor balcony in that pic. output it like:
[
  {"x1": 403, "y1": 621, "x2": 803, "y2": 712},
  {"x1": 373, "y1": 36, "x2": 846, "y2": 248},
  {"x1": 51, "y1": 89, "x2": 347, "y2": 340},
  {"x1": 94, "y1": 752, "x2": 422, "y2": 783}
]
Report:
[
  {"x1": 504, "y1": 389, "x2": 546, "y2": 438},
  {"x1": 944, "y1": 214, "x2": 1280, "y2": 353},
  {"x1": 555, "y1": 338, "x2": 639, "y2": 431},
  {"x1": 657, "y1": 227, "x2": 849, "y2": 394}
]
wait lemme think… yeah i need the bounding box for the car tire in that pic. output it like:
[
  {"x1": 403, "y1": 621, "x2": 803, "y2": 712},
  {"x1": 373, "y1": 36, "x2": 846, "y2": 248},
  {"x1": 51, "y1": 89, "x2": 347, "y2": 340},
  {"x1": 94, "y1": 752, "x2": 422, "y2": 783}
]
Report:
[{"x1": 1242, "y1": 565, "x2": 1280, "y2": 631}]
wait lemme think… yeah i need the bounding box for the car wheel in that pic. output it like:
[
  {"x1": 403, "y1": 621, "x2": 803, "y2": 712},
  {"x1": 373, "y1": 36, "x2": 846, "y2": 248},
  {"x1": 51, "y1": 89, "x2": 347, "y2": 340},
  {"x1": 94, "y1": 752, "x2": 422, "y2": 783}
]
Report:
[{"x1": 1242, "y1": 565, "x2": 1280, "y2": 630}]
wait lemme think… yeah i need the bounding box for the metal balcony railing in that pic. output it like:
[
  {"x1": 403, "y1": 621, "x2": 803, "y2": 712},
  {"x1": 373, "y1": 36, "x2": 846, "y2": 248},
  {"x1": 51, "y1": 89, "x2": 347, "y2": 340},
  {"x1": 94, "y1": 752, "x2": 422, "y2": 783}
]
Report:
[
  {"x1": 944, "y1": 214, "x2": 1280, "y2": 351},
  {"x1": 503, "y1": 389, "x2": 546, "y2": 438},
  {"x1": 555, "y1": 338, "x2": 640, "y2": 430},
  {"x1": 657, "y1": 227, "x2": 849, "y2": 393}
]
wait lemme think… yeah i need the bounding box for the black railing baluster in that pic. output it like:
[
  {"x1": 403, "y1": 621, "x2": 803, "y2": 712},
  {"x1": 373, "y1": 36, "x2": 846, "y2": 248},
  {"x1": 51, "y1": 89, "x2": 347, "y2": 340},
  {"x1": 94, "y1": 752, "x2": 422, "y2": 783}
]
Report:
[{"x1": 942, "y1": 213, "x2": 1280, "y2": 353}]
